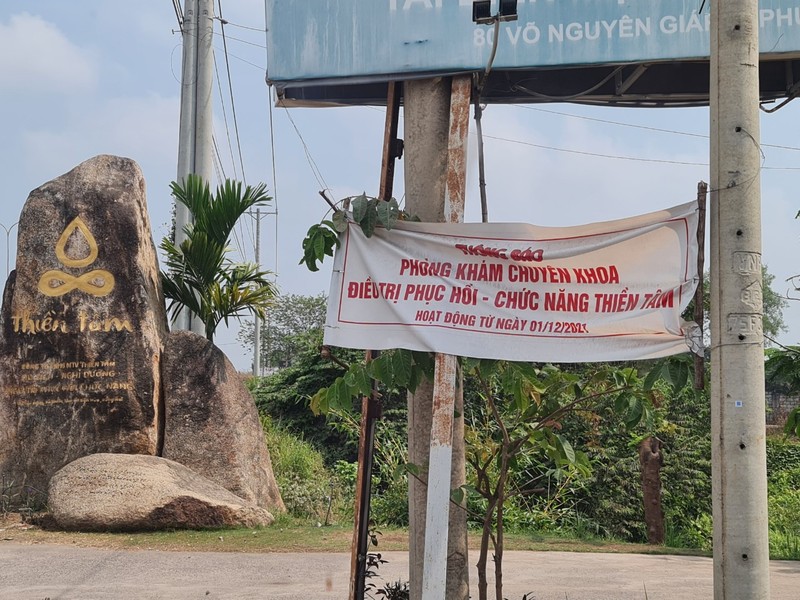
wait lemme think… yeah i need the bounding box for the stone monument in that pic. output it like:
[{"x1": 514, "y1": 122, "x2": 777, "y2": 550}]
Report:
[
  {"x1": 0, "y1": 155, "x2": 167, "y2": 499},
  {"x1": 0, "y1": 155, "x2": 283, "y2": 526}
]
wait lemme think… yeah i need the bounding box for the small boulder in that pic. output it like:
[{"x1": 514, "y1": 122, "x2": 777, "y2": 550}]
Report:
[{"x1": 49, "y1": 453, "x2": 274, "y2": 531}]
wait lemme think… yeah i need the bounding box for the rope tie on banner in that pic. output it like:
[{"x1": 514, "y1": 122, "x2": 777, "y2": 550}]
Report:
[{"x1": 684, "y1": 321, "x2": 705, "y2": 357}]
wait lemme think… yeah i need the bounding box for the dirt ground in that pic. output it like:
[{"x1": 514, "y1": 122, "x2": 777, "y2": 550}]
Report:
[{"x1": 3, "y1": 513, "x2": 800, "y2": 599}]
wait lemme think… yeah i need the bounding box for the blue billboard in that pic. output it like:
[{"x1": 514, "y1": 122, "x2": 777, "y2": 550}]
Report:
[{"x1": 265, "y1": 0, "x2": 800, "y2": 85}]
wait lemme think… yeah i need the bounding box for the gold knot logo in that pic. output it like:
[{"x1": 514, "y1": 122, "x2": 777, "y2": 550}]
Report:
[{"x1": 37, "y1": 217, "x2": 115, "y2": 297}]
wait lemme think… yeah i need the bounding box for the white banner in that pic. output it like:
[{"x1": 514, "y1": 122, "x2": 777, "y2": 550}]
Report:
[{"x1": 324, "y1": 202, "x2": 700, "y2": 362}]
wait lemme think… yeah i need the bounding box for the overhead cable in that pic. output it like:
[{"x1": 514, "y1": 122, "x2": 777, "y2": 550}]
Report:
[
  {"x1": 217, "y1": 0, "x2": 247, "y2": 184},
  {"x1": 212, "y1": 50, "x2": 239, "y2": 180}
]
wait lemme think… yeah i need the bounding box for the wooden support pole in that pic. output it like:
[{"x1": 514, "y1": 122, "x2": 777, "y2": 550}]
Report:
[{"x1": 694, "y1": 181, "x2": 707, "y2": 391}]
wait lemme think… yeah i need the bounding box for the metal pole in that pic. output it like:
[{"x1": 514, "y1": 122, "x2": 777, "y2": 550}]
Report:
[
  {"x1": 710, "y1": 2, "x2": 770, "y2": 599},
  {"x1": 349, "y1": 371, "x2": 380, "y2": 600},
  {"x1": 378, "y1": 81, "x2": 402, "y2": 202},
  {"x1": 253, "y1": 208, "x2": 261, "y2": 377}
]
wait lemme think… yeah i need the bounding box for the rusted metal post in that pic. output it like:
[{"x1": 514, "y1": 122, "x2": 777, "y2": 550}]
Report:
[
  {"x1": 421, "y1": 75, "x2": 471, "y2": 600},
  {"x1": 379, "y1": 82, "x2": 403, "y2": 202},
  {"x1": 349, "y1": 82, "x2": 403, "y2": 600},
  {"x1": 348, "y1": 381, "x2": 381, "y2": 600},
  {"x1": 694, "y1": 182, "x2": 707, "y2": 391}
]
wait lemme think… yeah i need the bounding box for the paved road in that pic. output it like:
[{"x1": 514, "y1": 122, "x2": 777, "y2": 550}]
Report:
[{"x1": 0, "y1": 543, "x2": 798, "y2": 599}]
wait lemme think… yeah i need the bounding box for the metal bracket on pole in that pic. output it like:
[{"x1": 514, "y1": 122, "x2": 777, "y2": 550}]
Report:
[{"x1": 379, "y1": 81, "x2": 403, "y2": 202}]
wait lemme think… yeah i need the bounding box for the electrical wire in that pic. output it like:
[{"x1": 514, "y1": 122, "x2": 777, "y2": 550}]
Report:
[
  {"x1": 267, "y1": 86, "x2": 280, "y2": 279},
  {"x1": 264, "y1": 7, "x2": 280, "y2": 281},
  {"x1": 511, "y1": 68, "x2": 625, "y2": 102},
  {"x1": 481, "y1": 132, "x2": 709, "y2": 166},
  {"x1": 212, "y1": 47, "x2": 263, "y2": 71},
  {"x1": 212, "y1": 50, "x2": 239, "y2": 180},
  {"x1": 473, "y1": 17, "x2": 502, "y2": 224},
  {"x1": 516, "y1": 105, "x2": 800, "y2": 152},
  {"x1": 212, "y1": 30, "x2": 266, "y2": 50},
  {"x1": 480, "y1": 132, "x2": 800, "y2": 171},
  {"x1": 172, "y1": 0, "x2": 184, "y2": 28},
  {"x1": 760, "y1": 81, "x2": 800, "y2": 114},
  {"x1": 213, "y1": 16, "x2": 265, "y2": 33},
  {"x1": 217, "y1": 0, "x2": 247, "y2": 185},
  {"x1": 211, "y1": 134, "x2": 226, "y2": 181},
  {"x1": 279, "y1": 102, "x2": 331, "y2": 193}
]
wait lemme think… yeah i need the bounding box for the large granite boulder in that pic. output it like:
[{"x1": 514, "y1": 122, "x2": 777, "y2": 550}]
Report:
[
  {"x1": 0, "y1": 155, "x2": 168, "y2": 500},
  {"x1": 49, "y1": 453, "x2": 274, "y2": 531},
  {"x1": 162, "y1": 331, "x2": 284, "y2": 513}
]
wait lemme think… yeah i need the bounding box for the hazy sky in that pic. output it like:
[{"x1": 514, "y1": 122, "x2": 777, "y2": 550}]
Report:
[{"x1": 1, "y1": 1, "x2": 798, "y2": 371}]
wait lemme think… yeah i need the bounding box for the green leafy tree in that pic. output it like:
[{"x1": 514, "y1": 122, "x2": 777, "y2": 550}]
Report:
[
  {"x1": 160, "y1": 175, "x2": 277, "y2": 341},
  {"x1": 238, "y1": 293, "x2": 328, "y2": 370},
  {"x1": 462, "y1": 361, "x2": 653, "y2": 600},
  {"x1": 311, "y1": 354, "x2": 655, "y2": 600}
]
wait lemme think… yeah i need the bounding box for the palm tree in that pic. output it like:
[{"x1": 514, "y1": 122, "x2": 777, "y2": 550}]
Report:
[{"x1": 160, "y1": 175, "x2": 277, "y2": 342}]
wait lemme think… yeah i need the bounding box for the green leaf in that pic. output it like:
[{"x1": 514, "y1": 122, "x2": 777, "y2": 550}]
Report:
[
  {"x1": 359, "y1": 198, "x2": 379, "y2": 238},
  {"x1": 554, "y1": 434, "x2": 576, "y2": 464},
  {"x1": 376, "y1": 198, "x2": 400, "y2": 230},
  {"x1": 353, "y1": 367, "x2": 372, "y2": 397},
  {"x1": 391, "y1": 350, "x2": 413, "y2": 388},
  {"x1": 784, "y1": 408, "x2": 800, "y2": 438},
  {"x1": 625, "y1": 397, "x2": 644, "y2": 429},
  {"x1": 405, "y1": 462, "x2": 423, "y2": 478},
  {"x1": 668, "y1": 359, "x2": 689, "y2": 390},
  {"x1": 478, "y1": 358, "x2": 501, "y2": 378},
  {"x1": 450, "y1": 487, "x2": 466, "y2": 505},
  {"x1": 328, "y1": 378, "x2": 354, "y2": 413},
  {"x1": 332, "y1": 210, "x2": 349, "y2": 232},
  {"x1": 368, "y1": 353, "x2": 394, "y2": 386},
  {"x1": 643, "y1": 362, "x2": 665, "y2": 391},
  {"x1": 351, "y1": 193, "x2": 369, "y2": 222},
  {"x1": 310, "y1": 388, "x2": 329, "y2": 416},
  {"x1": 614, "y1": 392, "x2": 629, "y2": 414},
  {"x1": 312, "y1": 229, "x2": 326, "y2": 259}
]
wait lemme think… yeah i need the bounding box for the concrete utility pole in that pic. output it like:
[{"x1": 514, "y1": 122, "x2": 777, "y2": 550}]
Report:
[
  {"x1": 709, "y1": 1, "x2": 770, "y2": 599},
  {"x1": 404, "y1": 77, "x2": 470, "y2": 600},
  {"x1": 253, "y1": 208, "x2": 261, "y2": 376},
  {"x1": 175, "y1": 0, "x2": 214, "y2": 334}
]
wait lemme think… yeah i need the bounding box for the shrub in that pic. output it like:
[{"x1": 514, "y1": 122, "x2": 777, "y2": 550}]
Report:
[
  {"x1": 263, "y1": 417, "x2": 339, "y2": 522},
  {"x1": 333, "y1": 458, "x2": 409, "y2": 528},
  {"x1": 766, "y1": 437, "x2": 800, "y2": 480}
]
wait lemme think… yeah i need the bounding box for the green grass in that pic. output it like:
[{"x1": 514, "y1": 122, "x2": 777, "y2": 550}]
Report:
[{"x1": 2, "y1": 513, "x2": 709, "y2": 556}]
